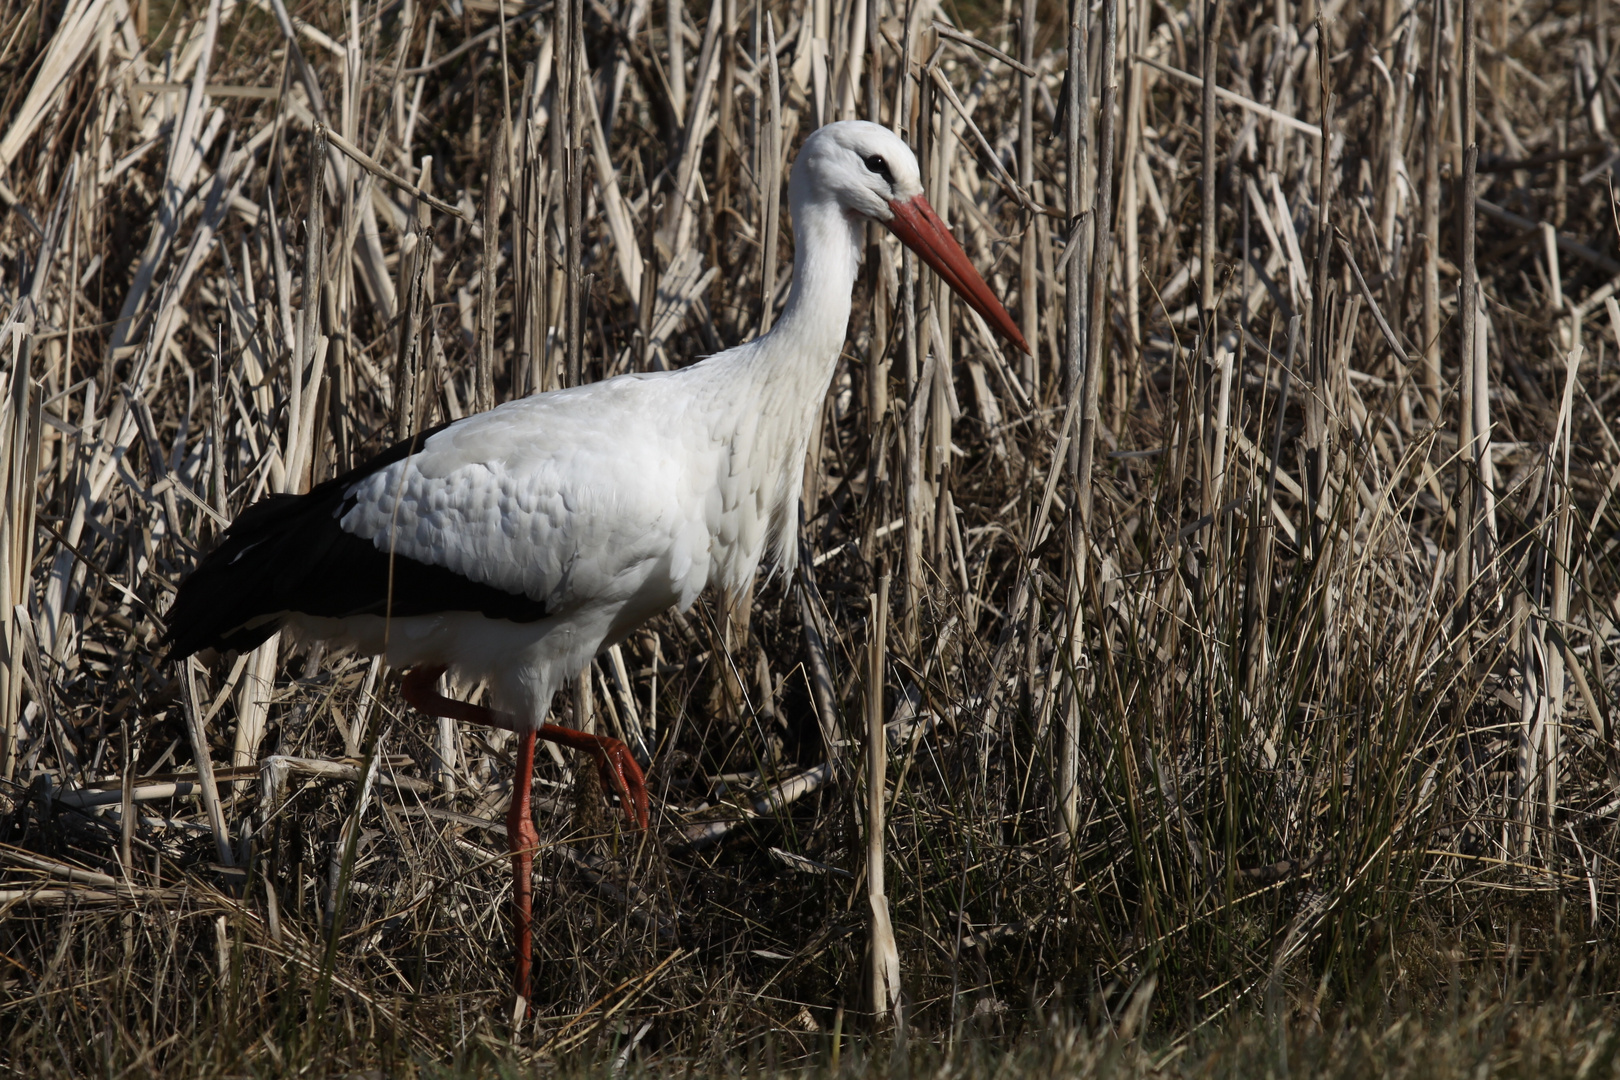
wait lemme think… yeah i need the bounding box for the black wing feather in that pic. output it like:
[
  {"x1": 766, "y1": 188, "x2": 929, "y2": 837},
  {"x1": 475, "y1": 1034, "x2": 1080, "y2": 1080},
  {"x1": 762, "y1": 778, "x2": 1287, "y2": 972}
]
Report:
[{"x1": 161, "y1": 422, "x2": 550, "y2": 660}]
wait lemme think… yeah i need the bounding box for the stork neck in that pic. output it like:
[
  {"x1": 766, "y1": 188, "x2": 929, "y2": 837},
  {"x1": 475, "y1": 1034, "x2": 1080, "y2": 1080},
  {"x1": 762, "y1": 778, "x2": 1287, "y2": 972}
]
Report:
[{"x1": 766, "y1": 198, "x2": 864, "y2": 367}]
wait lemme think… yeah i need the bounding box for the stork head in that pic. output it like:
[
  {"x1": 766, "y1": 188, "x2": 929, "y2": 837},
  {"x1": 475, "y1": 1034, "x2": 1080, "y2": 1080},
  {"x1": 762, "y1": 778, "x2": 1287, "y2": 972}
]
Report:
[{"x1": 793, "y1": 120, "x2": 1030, "y2": 354}]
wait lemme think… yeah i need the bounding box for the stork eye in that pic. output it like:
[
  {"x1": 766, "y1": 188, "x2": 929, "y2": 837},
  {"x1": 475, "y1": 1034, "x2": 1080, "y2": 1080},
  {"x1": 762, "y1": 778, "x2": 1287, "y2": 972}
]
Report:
[{"x1": 864, "y1": 154, "x2": 893, "y2": 184}]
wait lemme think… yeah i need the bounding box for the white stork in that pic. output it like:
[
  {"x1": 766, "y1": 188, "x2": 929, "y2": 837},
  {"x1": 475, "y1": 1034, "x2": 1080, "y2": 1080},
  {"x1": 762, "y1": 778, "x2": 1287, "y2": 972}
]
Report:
[{"x1": 162, "y1": 119, "x2": 1028, "y2": 1007}]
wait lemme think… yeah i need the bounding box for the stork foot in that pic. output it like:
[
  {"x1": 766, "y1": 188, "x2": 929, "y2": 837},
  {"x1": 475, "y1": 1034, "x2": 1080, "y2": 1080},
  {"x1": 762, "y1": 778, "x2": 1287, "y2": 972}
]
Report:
[{"x1": 540, "y1": 725, "x2": 650, "y2": 830}]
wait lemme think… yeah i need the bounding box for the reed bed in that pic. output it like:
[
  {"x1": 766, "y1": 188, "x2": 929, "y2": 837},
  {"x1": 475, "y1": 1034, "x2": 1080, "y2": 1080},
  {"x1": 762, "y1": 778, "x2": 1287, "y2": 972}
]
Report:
[{"x1": 0, "y1": 0, "x2": 1617, "y2": 1072}]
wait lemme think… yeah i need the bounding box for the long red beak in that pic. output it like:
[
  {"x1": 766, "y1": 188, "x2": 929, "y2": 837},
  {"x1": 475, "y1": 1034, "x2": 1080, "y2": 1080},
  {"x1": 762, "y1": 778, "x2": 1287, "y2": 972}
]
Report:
[{"x1": 884, "y1": 195, "x2": 1030, "y2": 355}]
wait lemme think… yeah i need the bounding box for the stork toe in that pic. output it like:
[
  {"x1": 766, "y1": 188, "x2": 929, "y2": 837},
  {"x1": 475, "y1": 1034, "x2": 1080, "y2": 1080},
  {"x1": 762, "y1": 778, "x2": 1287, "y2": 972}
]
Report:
[{"x1": 595, "y1": 738, "x2": 649, "y2": 829}]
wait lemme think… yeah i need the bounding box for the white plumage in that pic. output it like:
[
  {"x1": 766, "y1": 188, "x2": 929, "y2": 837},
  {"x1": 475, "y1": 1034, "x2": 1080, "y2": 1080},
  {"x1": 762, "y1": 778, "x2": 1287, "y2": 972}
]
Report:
[
  {"x1": 293, "y1": 125, "x2": 889, "y2": 723},
  {"x1": 320, "y1": 330, "x2": 822, "y2": 716},
  {"x1": 164, "y1": 119, "x2": 1028, "y2": 1008}
]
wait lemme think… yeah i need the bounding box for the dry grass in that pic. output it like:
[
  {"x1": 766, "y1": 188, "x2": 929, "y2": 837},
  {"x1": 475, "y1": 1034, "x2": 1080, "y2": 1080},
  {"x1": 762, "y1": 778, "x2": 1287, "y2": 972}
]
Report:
[{"x1": 0, "y1": 0, "x2": 1618, "y2": 1073}]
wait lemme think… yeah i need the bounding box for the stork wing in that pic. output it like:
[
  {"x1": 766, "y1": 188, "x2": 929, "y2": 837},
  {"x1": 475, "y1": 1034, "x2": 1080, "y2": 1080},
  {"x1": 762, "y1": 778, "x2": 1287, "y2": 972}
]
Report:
[
  {"x1": 337, "y1": 375, "x2": 716, "y2": 621},
  {"x1": 162, "y1": 371, "x2": 718, "y2": 659}
]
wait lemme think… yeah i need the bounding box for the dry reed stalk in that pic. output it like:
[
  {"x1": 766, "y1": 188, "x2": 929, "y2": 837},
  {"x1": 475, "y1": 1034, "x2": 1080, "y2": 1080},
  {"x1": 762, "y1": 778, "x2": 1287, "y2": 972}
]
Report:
[
  {"x1": 668, "y1": 0, "x2": 687, "y2": 119},
  {"x1": 0, "y1": 344, "x2": 39, "y2": 782},
  {"x1": 1421, "y1": 0, "x2": 1443, "y2": 425},
  {"x1": 1055, "y1": 0, "x2": 1087, "y2": 846},
  {"x1": 1453, "y1": 0, "x2": 1478, "y2": 649},
  {"x1": 865, "y1": 571, "x2": 899, "y2": 1025},
  {"x1": 1199, "y1": 0, "x2": 1222, "y2": 324},
  {"x1": 1077, "y1": 0, "x2": 1116, "y2": 529},
  {"x1": 1018, "y1": 0, "x2": 1036, "y2": 387},
  {"x1": 180, "y1": 656, "x2": 233, "y2": 869},
  {"x1": 760, "y1": 13, "x2": 782, "y2": 335},
  {"x1": 1118, "y1": 0, "x2": 1146, "y2": 421}
]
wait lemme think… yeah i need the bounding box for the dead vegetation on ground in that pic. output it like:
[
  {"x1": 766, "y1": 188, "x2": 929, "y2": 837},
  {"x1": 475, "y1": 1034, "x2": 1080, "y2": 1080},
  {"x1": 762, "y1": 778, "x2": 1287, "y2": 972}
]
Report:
[{"x1": 0, "y1": 0, "x2": 1618, "y2": 1072}]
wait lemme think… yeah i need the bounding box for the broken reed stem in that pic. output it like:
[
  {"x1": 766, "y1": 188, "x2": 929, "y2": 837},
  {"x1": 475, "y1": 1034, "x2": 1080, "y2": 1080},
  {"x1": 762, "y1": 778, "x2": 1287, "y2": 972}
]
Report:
[
  {"x1": 180, "y1": 657, "x2": 233, "y2": 870},
  {"x1": 317, "y1": 123, "x2": 474, "y2": 223},
  {"x1": 866, "y1": 571, "x2": 899, "y2": 1026}
]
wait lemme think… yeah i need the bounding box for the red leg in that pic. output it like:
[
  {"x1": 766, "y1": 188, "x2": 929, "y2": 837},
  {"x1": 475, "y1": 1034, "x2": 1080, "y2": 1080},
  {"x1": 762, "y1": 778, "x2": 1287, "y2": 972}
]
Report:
[
  {"x1": 508, "y1": 730, "x2": 538, "y2": 1007},
  {"x1": 404, "y1": 667, "x2": 541, "y2": 1008},
  {"x1": 399, "y1": 666, "x2": 651, "y2": 1008},
  {"x1": 539, "y1": 723, "x2": 650, "y2": 829},
  {"x1": 402, "y1": 665, "x2": 514, "y2": 729},
  {"x1": 402, "y1": 667, "x2": 650, "y2": 829}
]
